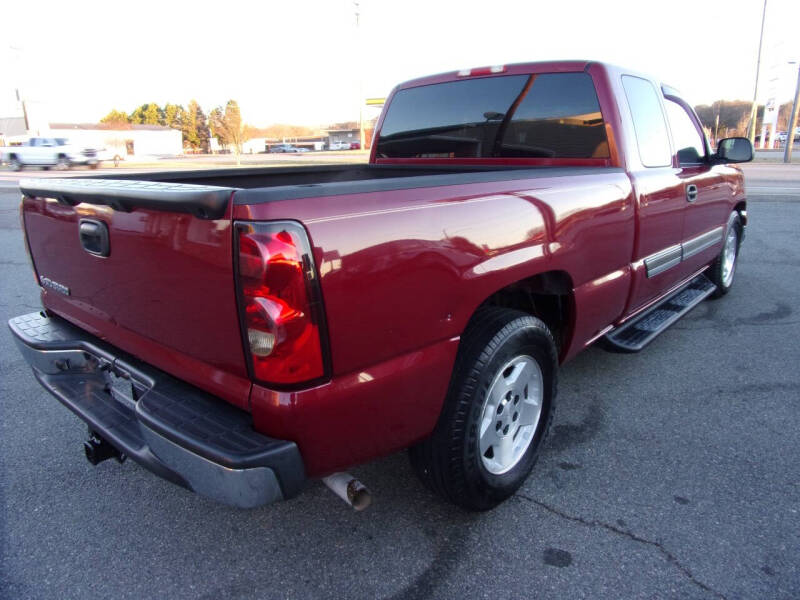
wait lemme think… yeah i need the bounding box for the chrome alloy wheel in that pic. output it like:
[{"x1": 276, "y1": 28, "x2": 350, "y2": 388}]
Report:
[
  {"x1": 721, "y1": 223, "x2": 739, "y2": 288},
  {"x1": 478, "y1": 355, "x2": 543, "y2": 475}
]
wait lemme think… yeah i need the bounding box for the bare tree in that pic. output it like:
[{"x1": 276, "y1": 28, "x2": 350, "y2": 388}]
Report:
[{"x1": 209, "y1": 100, "x2": 251, "y2": 165}]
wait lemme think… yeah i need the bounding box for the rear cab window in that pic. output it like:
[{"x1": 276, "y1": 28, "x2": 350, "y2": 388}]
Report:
[{"x1": 375, "y1": 72, "x2": 609, "y2": 160}]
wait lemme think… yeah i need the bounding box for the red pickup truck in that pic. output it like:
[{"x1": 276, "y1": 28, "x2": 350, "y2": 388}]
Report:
[{"x1": 10, "y1": 61, "x2": 752, "y2": 511}]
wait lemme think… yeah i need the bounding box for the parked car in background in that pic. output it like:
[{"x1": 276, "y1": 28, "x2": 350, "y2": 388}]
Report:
[
  {"x1": 328, "y1": 141, "x2": 352, "y2": 150},
  {"x1": 350, "y1": 141, "x2": 361, "y2": 150},
  {"x1": 777, "y1": 128, "x2": 800, "y2": 144},
  {"x1": 294, "y1": 147, "x2": 311, "y2": 153},
  {"x1": 0, "y1": 137, "x2": 99, "y2": 171},
  {"x1": 269, "y1": 144, "x2": 301, "y2": 153}
]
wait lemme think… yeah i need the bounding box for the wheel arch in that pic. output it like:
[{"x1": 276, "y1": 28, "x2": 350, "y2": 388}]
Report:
[
  {"x1": 734, "y1": 200, "x2": 747, "y2": 226},
  {"x1": 472, "y1": 270, "x2": 575, "y2": 361}
]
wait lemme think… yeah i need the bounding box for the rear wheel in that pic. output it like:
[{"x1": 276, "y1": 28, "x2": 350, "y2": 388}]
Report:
[
  {"x1": 409, "y1": 307, "x2": 558, "y2": 510},
  {"x1": 56, "y1": 155, "x2": 69, "y2": 170},
  {"x1": 709, "y1": 211, "x2": 742, "y2": 298},
  {"x1": 8, "y1": 156, "x2": 22, "y2": 171}
]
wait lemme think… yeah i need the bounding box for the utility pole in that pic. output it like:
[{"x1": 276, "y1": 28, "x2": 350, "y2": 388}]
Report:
[
  {"x1": 16, "y1": 89, "x2": 30, "y2": 131},
  {"x1": 9, "y1": 46, "x2": 30, "y2": 133},
  {"x1": 783, "y1": 62, "x2": 800, "y2": 163},
  {"x1": 748, "y1": 0, "x2": 767, "y2": 146},
  {"x1": 354, "y1": 1, "x2": 366, "y2": 151}
]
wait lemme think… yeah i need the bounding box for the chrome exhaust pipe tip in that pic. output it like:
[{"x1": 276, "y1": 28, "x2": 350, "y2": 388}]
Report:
[{"x1": 322, "y1": 472, "x2": 372, "y2": 511}]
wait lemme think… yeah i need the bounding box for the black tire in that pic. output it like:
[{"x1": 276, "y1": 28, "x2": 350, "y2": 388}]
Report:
[
  {"x1": 56, "y1": 155, "x2": 69, "y2": 170},
  {"x1": 409, "y1": 307, "x2": 558, "y2": 511},
  {"x1": 709, "y1": 211, "x2": 742, "y2": 298},
  {"x1": 8, "y1": 156, "x2": 22, "y2": 171}
]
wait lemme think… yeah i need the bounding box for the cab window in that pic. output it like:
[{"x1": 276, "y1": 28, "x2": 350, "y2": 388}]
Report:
[
  {"x1": 664, "y1": 99, "x2": 706, "y2": 165},
  {"x1": 621, "y1": 75, "x2": 671, "y2": 167}
]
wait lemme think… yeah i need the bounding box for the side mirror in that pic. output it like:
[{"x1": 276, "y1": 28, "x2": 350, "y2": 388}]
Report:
[{"x1": 714, "y1": 137, "x2": 753, "y2": 163}]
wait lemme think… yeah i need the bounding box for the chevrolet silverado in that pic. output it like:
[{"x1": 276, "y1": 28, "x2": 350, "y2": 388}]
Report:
[{"x1": 9, "y1": 61, "x2": 753, "y2": 511}]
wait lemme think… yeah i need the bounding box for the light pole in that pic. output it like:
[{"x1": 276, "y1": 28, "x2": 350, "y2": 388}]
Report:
[
  {"x1": 748, "y1": 0, "x2": 768, "y2": 146},
  {"x1": 354, "y1": 2, "x2": 366, "y2": 151},
  {"x1": 784, "y1": 61, "x2": 800, "y2": 163},
  {"x1": 9, "y1": 46, "x2": 30, "y2": 132}
]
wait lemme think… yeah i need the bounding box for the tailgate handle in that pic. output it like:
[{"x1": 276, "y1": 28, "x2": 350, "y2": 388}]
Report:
[{"x1": 79, "y1": 219, "x2": 110, "y2": 257}]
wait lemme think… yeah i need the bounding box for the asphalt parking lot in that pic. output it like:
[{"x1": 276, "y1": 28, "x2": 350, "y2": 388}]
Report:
[{"x1": 1, "y1": 163, "x2": 798, "y2": 599}]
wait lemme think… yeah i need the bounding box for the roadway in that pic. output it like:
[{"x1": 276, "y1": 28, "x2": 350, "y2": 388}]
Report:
[{"x1": 0, "y1": 162, "x2": 798, "y2": 599}]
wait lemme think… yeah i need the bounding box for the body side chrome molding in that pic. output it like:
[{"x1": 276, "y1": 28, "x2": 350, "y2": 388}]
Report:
[
  {"x1": 643, "y1": 226, "x2": 725, "y2": 278},
  {"x1": 681, "y1": 226, "x2": 723, "y2": 260},
  {"x1": 644, "y1": 245, "x2": 682, "y2": 277}
]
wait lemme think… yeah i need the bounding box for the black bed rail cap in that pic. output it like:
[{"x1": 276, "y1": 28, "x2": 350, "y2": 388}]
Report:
[{"x1": 20, "y1": 178, "x2": 236, "y2": 220}]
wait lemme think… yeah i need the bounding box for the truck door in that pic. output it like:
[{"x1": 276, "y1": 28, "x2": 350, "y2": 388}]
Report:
[
  {"x1": 29, "y1": 138, "x2": 58, "y2": 165},
  {"x1": 662, "y1": 93, "x2": 729, "y2": 273},
  {"x1": 621, "y1": 75, "x2": 689, "y2": 313},
  {"x1": 27, "y1": 138, "x2": 46, "y2": 164}
]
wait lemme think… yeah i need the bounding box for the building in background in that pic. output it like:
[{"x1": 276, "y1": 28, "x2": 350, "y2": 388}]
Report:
[
  {"x1": 242, "y1": 138, "x2": 268, "y2": 154},
  {"x1": 326, "y1": 128, "x2": 361, "y2": 148},
  {"x1": 47, "y1": 123, "x2": 182, "y2": 158},
  {"x1": 0, "y1": 116, "x2": 28, "y2": 146}
]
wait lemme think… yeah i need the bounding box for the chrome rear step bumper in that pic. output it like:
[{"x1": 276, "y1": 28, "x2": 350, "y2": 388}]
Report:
[{"x1": 8, "y1": 312, "x2": 305, "y2": 508}]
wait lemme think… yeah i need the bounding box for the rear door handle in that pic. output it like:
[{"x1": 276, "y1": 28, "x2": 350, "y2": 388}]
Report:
[{"x1": 686, "y1": 184, "x2": 698, "y2": 203}]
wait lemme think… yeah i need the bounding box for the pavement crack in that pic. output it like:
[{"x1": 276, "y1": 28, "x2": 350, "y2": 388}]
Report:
[{"x1": 515, "y1": 493, "x2": 727, "y2": 600}]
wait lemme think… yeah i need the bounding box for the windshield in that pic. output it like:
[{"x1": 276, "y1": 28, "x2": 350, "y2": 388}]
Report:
[{"x1": 376, "y1": 72, "x2": 609, "y2": 160}]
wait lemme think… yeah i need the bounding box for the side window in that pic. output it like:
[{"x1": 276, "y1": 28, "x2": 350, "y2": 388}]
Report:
[
  {"x1": 621, "y1": 75, "x2": 671, "y2": 167},
  {"x1": 30, "y1": 138, "x2": 41, "y2": 147},
  {"x1": 664, "y1": 100, "x2": 706, "y2": 164}
]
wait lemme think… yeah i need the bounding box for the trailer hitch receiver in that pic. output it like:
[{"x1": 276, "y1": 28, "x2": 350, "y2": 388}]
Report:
[{"x1": 84, "y1": 430, "x2": 127, "y2": 466}]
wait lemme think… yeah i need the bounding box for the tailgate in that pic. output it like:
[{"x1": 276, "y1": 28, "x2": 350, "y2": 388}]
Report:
[{"x1": 20, "y1": 178, "x2": 251, "y2": 410}]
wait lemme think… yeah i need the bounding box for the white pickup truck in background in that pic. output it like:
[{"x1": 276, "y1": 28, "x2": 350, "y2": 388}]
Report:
[{"x1": 0, "y1": 137, "x2": 100, "y2": 171}]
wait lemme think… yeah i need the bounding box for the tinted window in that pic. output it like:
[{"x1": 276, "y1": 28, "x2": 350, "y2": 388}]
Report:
[
  {"x1": 665, "y1": 99, "x2": 705, "y2": 164},
  {"x1": 376, "y1": 73, "x2": 608, "y2": 159},
  {"x1": 621, "y1": 75, "x2": 671, "y2": 167}
]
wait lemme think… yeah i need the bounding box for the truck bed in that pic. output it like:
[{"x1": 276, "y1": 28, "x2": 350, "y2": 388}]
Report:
[{"x1": 85, "y1": 163, "x2": 621, "y2": 205}]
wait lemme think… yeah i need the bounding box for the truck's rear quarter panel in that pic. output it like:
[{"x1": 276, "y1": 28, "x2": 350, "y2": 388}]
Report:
[{"x1": 235, "y1": 170, "x2": 634, "y2": 473}]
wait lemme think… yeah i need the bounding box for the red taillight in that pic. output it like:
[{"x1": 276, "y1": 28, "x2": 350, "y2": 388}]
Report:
[{"x1": 235, "y1": 221, "x2": 328, "y2": 387}]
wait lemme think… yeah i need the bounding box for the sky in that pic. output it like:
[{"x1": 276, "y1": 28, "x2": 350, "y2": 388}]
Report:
[{"x1": 1, "y1": 0, "x2": 799, "y2": 130}]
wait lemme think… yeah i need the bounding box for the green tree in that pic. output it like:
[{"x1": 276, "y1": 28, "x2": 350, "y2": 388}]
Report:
[
  {"x1": 183, "y1": 100, "x2": 210, "y2": 152},
  {"x1": 100, "y1": 109, "x2": 131, "y2": 127},
  {"x1": 163, "y1": 103, "x2": 185, "y2": 131},
  {"x1": 130, "y1": 103, "x2": 165, "y2": 125}
]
